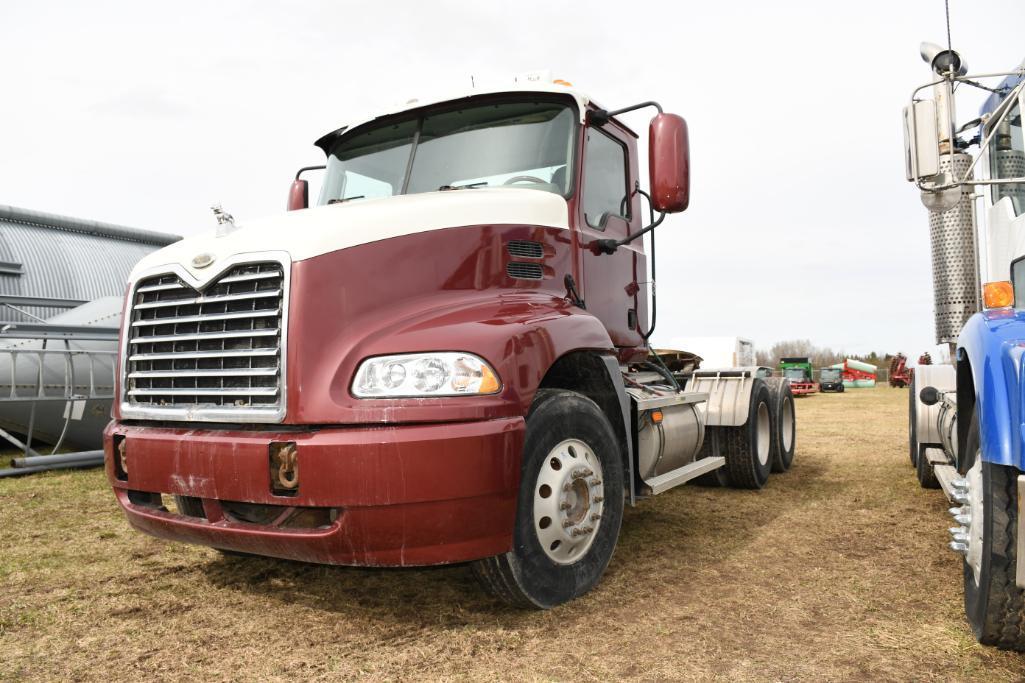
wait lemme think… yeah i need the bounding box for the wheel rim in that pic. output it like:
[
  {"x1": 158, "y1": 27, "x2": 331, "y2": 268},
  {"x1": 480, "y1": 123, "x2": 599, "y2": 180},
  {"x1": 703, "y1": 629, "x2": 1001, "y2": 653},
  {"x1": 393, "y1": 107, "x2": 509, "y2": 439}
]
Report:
[
  {"x1": 533, "y1": 438, "x2": 605, "y2": 565},
  {"x1": 780, "y1": 396, "x2": 794, "y2": 452},
  {"x1": 756, "y1": 402, "x2": 771, "y2": 466}
]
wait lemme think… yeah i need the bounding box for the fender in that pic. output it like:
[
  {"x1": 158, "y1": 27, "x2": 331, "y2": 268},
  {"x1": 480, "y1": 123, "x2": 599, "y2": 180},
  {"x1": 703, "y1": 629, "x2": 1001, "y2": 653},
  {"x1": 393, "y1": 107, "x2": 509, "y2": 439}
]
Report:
[{"x1": 957, "y1": 309, "x2": 1025, "y2": 469}]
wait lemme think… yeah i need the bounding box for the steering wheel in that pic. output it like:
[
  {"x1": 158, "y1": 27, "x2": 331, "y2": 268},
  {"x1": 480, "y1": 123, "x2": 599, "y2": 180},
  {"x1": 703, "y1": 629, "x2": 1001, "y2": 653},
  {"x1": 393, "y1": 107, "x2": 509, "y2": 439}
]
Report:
[{"x1": 503, "y1": 175, "x2": 547, "y2": 186}]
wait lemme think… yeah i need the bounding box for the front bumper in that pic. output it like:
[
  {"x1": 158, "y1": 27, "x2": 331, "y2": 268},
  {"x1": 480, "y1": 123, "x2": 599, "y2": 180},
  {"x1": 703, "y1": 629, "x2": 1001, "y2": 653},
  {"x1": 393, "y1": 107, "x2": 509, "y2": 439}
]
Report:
[{"x1": 104, "y1": 418, "x2": 524, "y2": 566}]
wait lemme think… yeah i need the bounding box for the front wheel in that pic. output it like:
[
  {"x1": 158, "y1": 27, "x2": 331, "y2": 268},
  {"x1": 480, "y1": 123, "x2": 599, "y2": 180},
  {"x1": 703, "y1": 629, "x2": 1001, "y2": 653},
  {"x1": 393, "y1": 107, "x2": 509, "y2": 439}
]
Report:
[
  {"x1": 472, "y1": 389, "x2": 625, "y2": 609},
  {"x1": 959, "y1": 410, "x2": 1025, "y2": 650}
]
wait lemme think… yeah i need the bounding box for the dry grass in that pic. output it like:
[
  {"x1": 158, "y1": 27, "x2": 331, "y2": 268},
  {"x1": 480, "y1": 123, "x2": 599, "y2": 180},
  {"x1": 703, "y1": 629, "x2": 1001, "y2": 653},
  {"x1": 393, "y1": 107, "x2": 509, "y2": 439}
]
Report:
[{"x1": 1, "y1": 386, "x2": 1023, "y2": 681}]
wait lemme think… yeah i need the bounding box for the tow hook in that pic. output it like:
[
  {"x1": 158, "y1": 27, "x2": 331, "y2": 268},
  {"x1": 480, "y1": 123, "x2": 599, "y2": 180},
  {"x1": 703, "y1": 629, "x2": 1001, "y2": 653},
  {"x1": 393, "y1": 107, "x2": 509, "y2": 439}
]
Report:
[{"x1": 270, "y1": 442, "x2": 299, "y2": 495}]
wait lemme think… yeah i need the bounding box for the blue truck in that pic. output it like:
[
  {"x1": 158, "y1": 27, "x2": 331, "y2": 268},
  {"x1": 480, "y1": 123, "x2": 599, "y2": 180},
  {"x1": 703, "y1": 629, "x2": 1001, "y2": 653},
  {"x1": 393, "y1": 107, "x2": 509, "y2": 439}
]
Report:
[{"x1": 904, "y1": 42, "x2": 1025, "y2": 649}]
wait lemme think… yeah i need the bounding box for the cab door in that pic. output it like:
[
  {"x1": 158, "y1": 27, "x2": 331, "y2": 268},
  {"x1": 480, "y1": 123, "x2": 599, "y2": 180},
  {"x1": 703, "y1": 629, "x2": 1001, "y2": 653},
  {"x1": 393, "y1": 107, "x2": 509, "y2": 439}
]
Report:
[{"x1": 578, "y1": 123, "x2": 644, "y2": 348}]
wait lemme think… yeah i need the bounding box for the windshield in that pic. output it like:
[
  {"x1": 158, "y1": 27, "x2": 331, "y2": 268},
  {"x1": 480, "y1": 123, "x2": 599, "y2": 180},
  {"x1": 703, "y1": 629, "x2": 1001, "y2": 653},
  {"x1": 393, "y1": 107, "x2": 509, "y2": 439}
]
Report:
[
  {"x1": 820, "y1": 368, "x2": 841, "y2": 382},
  {"x1": 317, "y1": 100, "x2": 576, "y2": 205},
  {"x1": 783, "y1": 368, "x2": 808, "y2": 382}
]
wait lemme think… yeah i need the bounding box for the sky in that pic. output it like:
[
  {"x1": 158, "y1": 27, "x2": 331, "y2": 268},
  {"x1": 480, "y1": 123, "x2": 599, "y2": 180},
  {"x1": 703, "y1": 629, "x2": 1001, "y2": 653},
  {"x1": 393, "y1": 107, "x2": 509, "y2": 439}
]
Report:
[{"x1": 2, "y1": 0, "x2": 1024, "y2": 358}]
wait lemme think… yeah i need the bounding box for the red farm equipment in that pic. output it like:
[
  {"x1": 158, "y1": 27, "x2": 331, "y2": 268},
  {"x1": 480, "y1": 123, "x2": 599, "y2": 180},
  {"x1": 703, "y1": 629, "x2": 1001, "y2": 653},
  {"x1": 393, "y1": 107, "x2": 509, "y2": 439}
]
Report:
[{"x1": 889, "y1": 353, "x2": 913, "y2": 388}]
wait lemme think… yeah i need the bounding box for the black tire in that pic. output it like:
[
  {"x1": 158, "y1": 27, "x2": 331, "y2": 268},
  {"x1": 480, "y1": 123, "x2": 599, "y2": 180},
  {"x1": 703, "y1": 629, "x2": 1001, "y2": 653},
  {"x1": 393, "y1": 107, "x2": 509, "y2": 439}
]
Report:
[
  {"x1": 692, "y1": 429, "x2": 732, "y2": 487},
  {"x1": 908, "y1": 374, "x2": 919, "y2": 467},
  {"x1": 721, "y1": 379, "x2": 773, "y2": 489},
  {"x1": 916, "y1": 444, "x2": 941, "y2": 488},
  {"x1": 472, "y1": 389, "x2": 625, "y2": 609},
  {"x1": 839, "y1": 385, "x2": 845, "y2": 393},
  {"x1": 766, "y1": 379, "x2": 796, "y2": 473},
  {"x1": 962, "y1": 411, "x2": 1025, "y2": 650}
]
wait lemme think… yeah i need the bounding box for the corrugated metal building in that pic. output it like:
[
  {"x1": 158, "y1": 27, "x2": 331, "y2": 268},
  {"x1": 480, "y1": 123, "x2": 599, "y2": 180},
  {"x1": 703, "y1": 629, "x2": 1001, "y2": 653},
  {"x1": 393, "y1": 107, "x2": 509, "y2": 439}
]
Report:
[
  {"x1": 0, "y1": 205, "x2": 179, "y2": 455},
  {"x1": 0, "y1": 204, "x2": 179, "y2": 322}
]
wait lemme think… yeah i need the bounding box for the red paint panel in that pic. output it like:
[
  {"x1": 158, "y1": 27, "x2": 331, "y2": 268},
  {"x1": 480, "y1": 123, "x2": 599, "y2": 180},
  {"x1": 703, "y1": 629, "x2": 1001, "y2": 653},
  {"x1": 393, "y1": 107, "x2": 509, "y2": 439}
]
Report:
[
  {"x1": 104, "y1": 417, "x2": 522, "y2": 566},
  {"x1": 283, "y1": 224, "x2": 615, "y2": 424}
]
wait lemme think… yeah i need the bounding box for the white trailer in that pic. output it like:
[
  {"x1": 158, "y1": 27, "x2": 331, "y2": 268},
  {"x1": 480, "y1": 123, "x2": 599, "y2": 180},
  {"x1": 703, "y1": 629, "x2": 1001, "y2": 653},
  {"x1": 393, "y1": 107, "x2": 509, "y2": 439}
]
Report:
[{"x1": 664, "y1": 336, "x2": 755, "y2": 369}]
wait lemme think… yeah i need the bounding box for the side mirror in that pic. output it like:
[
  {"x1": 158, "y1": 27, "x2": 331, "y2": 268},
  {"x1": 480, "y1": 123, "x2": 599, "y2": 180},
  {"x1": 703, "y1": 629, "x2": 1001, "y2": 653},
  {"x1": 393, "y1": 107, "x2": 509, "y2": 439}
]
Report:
[
  {"x1": 648, "y1": 113, "x2": 690, "y2": 213},
  {"x1": 287, "y1": 179, "x2": 309, "y2": 211},
  {"x1": 903, "y1": 100, "x2": 940, "y2": 182}
]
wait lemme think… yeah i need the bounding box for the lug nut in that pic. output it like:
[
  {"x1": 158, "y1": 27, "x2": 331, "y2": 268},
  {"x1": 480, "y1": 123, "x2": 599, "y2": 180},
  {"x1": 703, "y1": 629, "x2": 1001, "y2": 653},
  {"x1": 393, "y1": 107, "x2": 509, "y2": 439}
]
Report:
[
  {"x1": 949, "y1": 541, "x2": 968, "y2": 554},
  {"x1": 593, "y1": 496, "x2": 604, "y2": 503},
  {"x1": 590, "y1": 513, "x2": 602, "y2": 522},
  {"x1": 954, "y1": 513, "x2": 971, "y2": 525},
  {"x1": 952, "y1": 492, "x2": 969, "y2": 505},
  {"x1": 951, "y1": 478, "x2": 968, "y2": 490},
  {"x1": 562, "y1": 519, "x2": 574, "y2": 528},
  {"x1": 560, "y1": 501, "x2": 572, "y2": 510},
  {"x1": 590, "y1": 479, "x2": 603, "y2": 487}
]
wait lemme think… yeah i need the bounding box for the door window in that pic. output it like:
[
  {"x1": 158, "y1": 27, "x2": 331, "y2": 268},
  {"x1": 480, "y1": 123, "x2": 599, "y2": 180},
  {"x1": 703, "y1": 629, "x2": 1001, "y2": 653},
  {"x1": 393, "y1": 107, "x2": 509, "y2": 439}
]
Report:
[{"x1": 582, "y1": 128, "x2": 630, "y2": 229}]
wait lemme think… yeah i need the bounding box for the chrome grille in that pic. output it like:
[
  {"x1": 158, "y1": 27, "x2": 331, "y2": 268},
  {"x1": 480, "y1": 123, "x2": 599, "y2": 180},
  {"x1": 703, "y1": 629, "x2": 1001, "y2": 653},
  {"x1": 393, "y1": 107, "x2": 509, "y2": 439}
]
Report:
[{"x1": 124, "y1": 261, "x2": 285, "y2": 419}]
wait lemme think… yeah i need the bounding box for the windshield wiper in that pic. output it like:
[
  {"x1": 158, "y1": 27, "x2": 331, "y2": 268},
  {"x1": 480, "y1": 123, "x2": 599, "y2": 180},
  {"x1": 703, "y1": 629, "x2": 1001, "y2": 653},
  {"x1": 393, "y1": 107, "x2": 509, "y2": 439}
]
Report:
[
  {"x1": 328, "y1": 195, "x2": 366, "y2": 204},
  {"x1": 438, "y1": 181, "x2": 488, "y2": 191}
]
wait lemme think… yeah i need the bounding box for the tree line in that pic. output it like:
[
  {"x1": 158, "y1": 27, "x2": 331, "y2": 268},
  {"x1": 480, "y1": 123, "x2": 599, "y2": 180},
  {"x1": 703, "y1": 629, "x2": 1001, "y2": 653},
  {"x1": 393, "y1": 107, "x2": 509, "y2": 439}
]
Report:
[{"x1": 754, "y1": 339, "x2": 903, "y2": 370}]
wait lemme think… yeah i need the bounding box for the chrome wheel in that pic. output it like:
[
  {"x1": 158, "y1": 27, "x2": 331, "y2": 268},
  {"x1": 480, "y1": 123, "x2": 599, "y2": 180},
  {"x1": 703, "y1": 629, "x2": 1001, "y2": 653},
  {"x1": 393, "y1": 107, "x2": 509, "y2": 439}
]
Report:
[
  {"x1": 781, "y1": 396, "x2": 794, "y2": 453},
  {"x1": 533, "y1": 438, "x2": 605, "y2": 564},
  {"x1": 756, "y1": 402, "x2": 771, "y2": 467},
  {"x1": 949, "y1": 453, "x2": 984, "y2": 584}
]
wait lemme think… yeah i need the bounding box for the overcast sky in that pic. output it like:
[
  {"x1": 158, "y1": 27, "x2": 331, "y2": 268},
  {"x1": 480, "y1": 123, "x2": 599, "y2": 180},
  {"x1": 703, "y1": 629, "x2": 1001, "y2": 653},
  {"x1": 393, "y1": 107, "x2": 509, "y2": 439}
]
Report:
[{"x1": 3, "y1": 1, "x2": 1024, "y2": 358}]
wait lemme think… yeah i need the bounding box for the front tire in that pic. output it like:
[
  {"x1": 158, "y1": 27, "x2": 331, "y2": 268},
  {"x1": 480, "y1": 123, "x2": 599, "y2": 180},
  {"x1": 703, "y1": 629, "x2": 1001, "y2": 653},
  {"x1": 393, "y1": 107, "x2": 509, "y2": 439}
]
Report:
[
  {"x1": 472, "y1": 389, "x2": 625, "y2": 609},
  {"x1": 961, "y1": 412, "x2": 1025, "y2": 649}
]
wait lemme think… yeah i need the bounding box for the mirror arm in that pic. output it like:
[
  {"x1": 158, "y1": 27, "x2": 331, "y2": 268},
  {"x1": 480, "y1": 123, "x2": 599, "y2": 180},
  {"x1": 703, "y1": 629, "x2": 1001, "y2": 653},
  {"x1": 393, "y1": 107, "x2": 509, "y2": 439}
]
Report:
[
  {"x1": 295, "y1": 165, "x2": 326, "y2": 180},
  {"x1": 594, "y1": 211, "x2": 666, "y2": 255},
  {"x1": 587, "y1": 101, "x2": 663, "y2": 126}
]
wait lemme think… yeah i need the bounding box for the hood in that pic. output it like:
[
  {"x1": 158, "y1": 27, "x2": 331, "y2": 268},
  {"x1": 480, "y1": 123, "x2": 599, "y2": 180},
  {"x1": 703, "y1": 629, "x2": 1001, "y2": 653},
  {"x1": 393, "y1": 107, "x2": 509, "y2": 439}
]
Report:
[{"x1": 130, "y1": 188, "x2": 570, "y2": 282}]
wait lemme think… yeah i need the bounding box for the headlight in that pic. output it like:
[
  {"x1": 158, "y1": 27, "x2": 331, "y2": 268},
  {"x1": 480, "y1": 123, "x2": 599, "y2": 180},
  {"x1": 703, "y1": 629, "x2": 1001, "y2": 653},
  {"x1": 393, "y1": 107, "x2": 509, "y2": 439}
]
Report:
[{"x1": 352, "y1": 352, "x2": 502, "y2": 398}]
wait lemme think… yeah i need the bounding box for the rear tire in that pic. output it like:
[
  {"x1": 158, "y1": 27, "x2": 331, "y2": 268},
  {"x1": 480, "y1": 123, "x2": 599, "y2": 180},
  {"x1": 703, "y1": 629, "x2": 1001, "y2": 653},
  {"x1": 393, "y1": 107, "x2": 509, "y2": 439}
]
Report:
[
  {"x1": 962, "y1": 411, "x2": 1025, "y2": 650},
  {"x1": 722, "y1": 380, "x2": 773, "y2": 489},
  {"x1": 908, "y1": 374, "x2": 919, "y2": 467},
  {"x1": 472, "y1": 389, "x2": 624, "y2": 609},
  {"x1": 692, "y1": 430, "x2": 732, "y2": 487},
  {"x1": 765, "y1": 379, "x2": 796, "y2": 473},
  {"x1": 915, "y1": 434, "x2": 940, "y2": 489}
]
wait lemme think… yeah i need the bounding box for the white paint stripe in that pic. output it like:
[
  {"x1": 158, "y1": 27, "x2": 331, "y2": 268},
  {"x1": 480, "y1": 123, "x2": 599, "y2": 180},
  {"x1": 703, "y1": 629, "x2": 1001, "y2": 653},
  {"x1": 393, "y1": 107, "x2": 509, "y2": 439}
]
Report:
[{"x1": 131, "y1": 188, "x2": 570, "y2": 282}]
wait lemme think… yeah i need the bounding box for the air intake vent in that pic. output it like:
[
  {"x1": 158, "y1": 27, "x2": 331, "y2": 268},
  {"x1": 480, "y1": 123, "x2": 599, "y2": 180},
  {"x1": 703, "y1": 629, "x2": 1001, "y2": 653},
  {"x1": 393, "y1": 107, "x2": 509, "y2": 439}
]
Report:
[
  {"x1": 123, "y1": 260, "x2": 286, "y2": 422},
  {"x1": 506, "y1": 262, "x2": 544, "y2": 280},
  {"x1": 507, "y1": 240, "x2": 544, "y2": 259}
]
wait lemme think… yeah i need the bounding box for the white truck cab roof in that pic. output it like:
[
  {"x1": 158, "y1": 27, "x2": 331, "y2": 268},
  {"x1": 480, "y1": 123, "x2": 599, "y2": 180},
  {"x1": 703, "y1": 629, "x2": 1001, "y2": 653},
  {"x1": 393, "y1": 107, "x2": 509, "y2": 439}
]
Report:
[{"x1": 315, "y1": 73, "x2": 601, "y2": 151}]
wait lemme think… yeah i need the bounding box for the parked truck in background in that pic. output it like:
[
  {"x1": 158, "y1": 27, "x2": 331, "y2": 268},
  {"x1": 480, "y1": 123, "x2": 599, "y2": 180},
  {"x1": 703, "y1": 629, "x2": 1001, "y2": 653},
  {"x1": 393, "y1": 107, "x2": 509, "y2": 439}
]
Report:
[
  {"x1": 103, "y1": 75, "x2": 797, "y2": 609},
  {"x1": 818, "y1": 367, "x2": 844, "y2": 393},
  {"x1": 904, "y1": 44, "x2": 1025, "y2": 649},
  {"x1": 779, "y1": 357, "x2": 818, "y2": 396}
]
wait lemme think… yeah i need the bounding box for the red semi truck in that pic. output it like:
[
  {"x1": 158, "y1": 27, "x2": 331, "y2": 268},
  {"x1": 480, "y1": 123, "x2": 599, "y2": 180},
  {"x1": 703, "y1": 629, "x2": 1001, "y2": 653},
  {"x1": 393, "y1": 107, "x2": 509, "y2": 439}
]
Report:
[{"x1": 104, "y1": 77, "x2": 797, "y2": 608}]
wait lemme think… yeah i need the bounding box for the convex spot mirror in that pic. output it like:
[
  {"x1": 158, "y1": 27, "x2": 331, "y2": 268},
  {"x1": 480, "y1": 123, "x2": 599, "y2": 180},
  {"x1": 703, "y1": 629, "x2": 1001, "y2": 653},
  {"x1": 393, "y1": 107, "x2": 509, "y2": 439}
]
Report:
[{"x1": 648, "y1": 113, "x2": 690, "y2": 213}]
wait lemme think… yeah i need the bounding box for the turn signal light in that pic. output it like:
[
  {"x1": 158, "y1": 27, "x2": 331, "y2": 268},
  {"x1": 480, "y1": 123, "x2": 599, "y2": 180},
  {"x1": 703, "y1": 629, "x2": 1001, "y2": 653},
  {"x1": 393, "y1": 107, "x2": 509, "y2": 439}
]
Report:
[{"x1": 982, "y1": 281, "x2": 1014, "y2": 309}]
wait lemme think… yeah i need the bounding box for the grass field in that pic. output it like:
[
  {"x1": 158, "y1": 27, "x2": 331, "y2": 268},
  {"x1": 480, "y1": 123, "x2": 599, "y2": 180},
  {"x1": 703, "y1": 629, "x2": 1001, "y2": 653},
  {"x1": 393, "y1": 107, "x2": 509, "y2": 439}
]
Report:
[{"x1": 1, "y1": 386, "x2": 1023, "y2": 681}]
